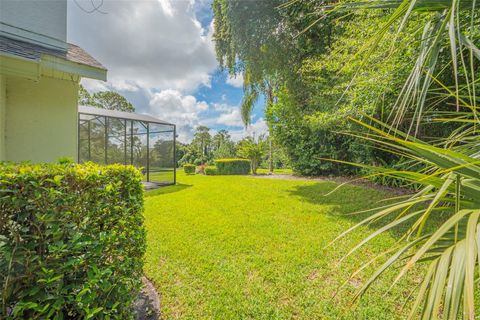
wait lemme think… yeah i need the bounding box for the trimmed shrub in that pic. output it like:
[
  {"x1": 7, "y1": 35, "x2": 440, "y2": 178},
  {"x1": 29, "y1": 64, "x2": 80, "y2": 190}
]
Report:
[
  {"x1": 183, "y1": 164, "x2": 196, "y2": 175},
  {"x1": 215, "y1": 158, "x2": 251, "y2": 175},
  {"x1": 205, "y1": 166, "x2": 217, "y2": 175},
  {"x1": 0, "y1": 162, "x2": 145, "y2": 319}
]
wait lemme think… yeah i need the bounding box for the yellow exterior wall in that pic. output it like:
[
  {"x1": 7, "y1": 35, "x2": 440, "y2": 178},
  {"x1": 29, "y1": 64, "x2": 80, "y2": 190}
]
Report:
[
  {"x1": 5, "y1": 76, "x2": 79, "y2": 163},
  {"x1": 0, "y1": 75, "x2": 5, "y2": 161}
]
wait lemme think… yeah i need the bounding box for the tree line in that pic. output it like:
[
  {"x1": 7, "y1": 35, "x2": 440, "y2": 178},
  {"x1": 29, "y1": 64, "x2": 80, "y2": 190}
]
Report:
[{"x1": 176, "y1": 126, "x2": 289, "y2": 174}]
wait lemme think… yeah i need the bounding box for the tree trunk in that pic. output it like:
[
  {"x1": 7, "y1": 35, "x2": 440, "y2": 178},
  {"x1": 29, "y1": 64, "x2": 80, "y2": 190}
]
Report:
[
  {"x1": 267, "y1": 83, "x2": 274, "y2": 175},
  {"x1": 251, "y1": 159, "x2": 257, "y2": 175},
  {"x1": 269, "y1": 138, "x2": 273, "y2": 174}
]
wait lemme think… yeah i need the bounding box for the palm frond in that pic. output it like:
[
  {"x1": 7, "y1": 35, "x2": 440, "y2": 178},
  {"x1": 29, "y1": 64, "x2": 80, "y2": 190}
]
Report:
[{"x1": 240, "y1": 88, "x2": 259, "y2": 126}]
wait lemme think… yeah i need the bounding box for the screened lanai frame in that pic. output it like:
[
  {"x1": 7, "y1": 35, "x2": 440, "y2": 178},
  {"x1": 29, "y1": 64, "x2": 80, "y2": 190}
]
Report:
[{"x1": 78, "y1": 106, "x2": 176, "y2": 185}]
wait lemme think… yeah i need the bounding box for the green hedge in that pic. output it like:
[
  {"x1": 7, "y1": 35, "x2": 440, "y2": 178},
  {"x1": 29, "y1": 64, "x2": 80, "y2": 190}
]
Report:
[
  {"x1": 215, "y1": 159, "x2": 251, "y2": 175},
  {"x1": 205, "y1": 166, "x2": 217, "y2": 175},
  {"x1": 183, "y1": 164, "x2": 196, "y2": 175},
  {"x1": 0, "y1": 162, "x2": 145, "y2": 319}
]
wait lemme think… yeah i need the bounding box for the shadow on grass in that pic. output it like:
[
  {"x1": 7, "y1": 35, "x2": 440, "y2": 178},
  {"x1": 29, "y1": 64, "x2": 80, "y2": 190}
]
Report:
[
  {"x1": 288, "y1": 181, "x2": 449, "y2": 238},
  {"x1": 145, "y1": 183, "x2": 192, "y2": 198},
  {"x1": 290, "y1": 181, "x2": 388, "y2": 208}
]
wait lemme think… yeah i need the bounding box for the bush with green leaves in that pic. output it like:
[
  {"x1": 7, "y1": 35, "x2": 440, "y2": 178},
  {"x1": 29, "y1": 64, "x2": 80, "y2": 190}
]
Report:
[
  {"x1": 237, "y1": 137, "x2": 267, "y2": 175},
  {"x1": 183, "y1": 164, "x2": 196, "y2": 175},
  {"x1": 205, "y1": 166, "x2": 217, "y2": 175},
  {"x1": 0, "y1": 162, "x2": 145, "y2": 319},
  {"x1": 215, "y1": 159, "x2": 250, "y2": 175}
]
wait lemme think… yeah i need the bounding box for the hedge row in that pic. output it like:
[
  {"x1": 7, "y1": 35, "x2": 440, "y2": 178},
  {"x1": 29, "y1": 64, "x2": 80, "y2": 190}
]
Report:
[
  {"x1": 205, "y1": 166, "x2": 217, "y2": 175},
  {"x1": 0, "y1": 162, "x2": 145, "y2": 319},
  {"x1": 215, "y1": 159, "x2": 250, "y2": 175},
  {"x1": 183, "y1": 164, "x2": 196, "y2": 175}
]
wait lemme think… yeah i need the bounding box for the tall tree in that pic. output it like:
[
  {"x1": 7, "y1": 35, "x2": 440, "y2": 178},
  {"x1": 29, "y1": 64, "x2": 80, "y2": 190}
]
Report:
[
  {"x1": 212, "y1": 130, "x2": 236, "y2": 159},
  {"x1": 191, "y1": 126, "x2": 212, "y2": 158},
  {"x1": 79, "y1": 85, "x2": 135, "y2": 112},
  {"x1": 78, "y1": 85, "x2": 92, "y2": 105},
  {"x1": 90, "y1": 91, "x2": 135, "y2": 112},
  {"x1": 213, "y1": 0, "x2": 301, "y2": 125},
  {"x1": 212, "y1": 129, "x2": 231, "y2": 149}
]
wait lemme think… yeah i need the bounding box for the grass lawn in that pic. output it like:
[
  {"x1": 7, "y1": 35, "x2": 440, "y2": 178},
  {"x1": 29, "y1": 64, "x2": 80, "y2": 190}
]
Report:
[
  {"x1": 145, "y1": 170, "x2": 175, "y2": 184},
  {"x1": 144, "y1": 172, "x2": 423, "y2": 319}
]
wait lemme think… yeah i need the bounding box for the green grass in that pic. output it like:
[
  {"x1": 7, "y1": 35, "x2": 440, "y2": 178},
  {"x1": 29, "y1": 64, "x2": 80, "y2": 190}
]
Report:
[
  {"x1": 145, "y1": 170, "x2": 175, "y2": 184},
  {"x1": 144, "y1": 172, "x2": 424, "y2": 319}
]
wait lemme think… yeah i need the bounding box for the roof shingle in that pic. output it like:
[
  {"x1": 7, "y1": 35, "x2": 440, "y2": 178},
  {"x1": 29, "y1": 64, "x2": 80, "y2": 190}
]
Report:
[{"x1": 0, "y1": 35, "x2": 106, "y2": 70}]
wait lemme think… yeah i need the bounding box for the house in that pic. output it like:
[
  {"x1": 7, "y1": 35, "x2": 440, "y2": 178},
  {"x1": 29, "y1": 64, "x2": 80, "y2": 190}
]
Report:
[
  {"x1": 0, "y1": 0, "x2": 107, "y2": 163},
  {"x1": 0, "y1": 1, "x2": 176, "y2": 185}
]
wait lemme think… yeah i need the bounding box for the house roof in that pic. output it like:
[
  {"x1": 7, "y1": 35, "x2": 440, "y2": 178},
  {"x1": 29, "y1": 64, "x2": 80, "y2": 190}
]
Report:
[
  {"x1": 79, "y1": 105, "x2": 175, "y2": 126},
  {"x1": 0, "y1": 35, "x2": 106, "y2": 71}
]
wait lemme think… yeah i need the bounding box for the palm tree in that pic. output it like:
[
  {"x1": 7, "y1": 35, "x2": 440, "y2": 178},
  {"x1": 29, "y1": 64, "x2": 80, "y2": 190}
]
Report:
[
  {"x1": 239, "y1": 68, "x2": 275, "y2": 126},
  {"x1": 237, "y1": 136, "x2": 268, "y2": 174},
  {"x1": 212, "y1": 129, "x2": 231, "y2": 150},
  {"x1": 304, "y1": 0, "x2": 479, "y2": 318}
]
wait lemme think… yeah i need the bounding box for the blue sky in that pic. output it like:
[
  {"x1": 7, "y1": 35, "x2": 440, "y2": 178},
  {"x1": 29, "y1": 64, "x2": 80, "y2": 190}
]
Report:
[{"x1": 68, "y1": 0, "x2": 266, "y2": 143}]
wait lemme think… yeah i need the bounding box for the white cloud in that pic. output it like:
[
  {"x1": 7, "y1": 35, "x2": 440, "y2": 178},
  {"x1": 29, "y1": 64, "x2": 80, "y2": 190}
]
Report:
[
  {"x1": 229, "y1": 118, "x2": 269, "y2": 142},
  {"x1": 216, "y1": 108, "x2": 243, "y2": 127},
  {"x1": 68, "y1": 0, "x2": 217, "y2": 92},
  {"x1": 81, "y1": 78, "x2": 110, "y2": 92},
  {"x1": 82, "y1": 78, "x2": 140, "y2": 93},
  {"x1": 158, "y1": 0, "x2": 175, "y2": 17},
  {"x1": 212, "y1": 102, "x2": 232, "y2": 112},
  {"x1": 226, "y1": 73, "x2": 244, "y2": 88},
  {"x1": 248, "y1": 118, "x2": 269, "y2": 135},
  {"x1": 148, "y1": 89, "x2": 208, "y2": 142},
  {"x1": 210, "y1": 103, "x2": 244, "y2": 127}
]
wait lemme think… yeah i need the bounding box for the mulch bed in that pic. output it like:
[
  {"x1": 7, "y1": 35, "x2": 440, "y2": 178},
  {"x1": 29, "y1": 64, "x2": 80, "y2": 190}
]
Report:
[{"x1": 134, "y1": 277, "x2": 161, "y2": 320}]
